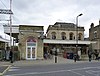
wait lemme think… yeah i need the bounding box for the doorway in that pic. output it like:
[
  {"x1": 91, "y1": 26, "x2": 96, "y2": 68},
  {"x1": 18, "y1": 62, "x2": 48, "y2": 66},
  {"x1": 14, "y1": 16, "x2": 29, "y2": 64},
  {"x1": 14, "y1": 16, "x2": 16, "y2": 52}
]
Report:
[
  {"x1": 26, "y1": 36, "x2": 36, "y2": 60},
  {"x1": 26, "y1": 46, "x2": 36, "y2": 60}
]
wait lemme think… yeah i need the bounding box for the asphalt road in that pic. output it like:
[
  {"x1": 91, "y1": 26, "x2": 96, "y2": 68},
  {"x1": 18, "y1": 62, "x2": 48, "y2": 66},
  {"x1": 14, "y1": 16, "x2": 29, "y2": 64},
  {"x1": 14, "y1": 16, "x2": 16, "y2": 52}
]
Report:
[
  {"x1": 4, "y1": 62, "x2": 100, "y2": 76},
  {"x1": 0, "y1": 66, "x2": 8, "y2": 73}
]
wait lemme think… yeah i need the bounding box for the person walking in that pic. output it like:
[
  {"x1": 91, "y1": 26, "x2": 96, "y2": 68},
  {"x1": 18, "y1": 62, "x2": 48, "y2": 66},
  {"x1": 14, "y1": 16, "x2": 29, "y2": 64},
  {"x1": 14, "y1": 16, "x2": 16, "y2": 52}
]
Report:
[
  {"x1": 50, "y1": 50, "x2": 53, "y2": 59},
  {"x1": 88, "y1": 50, "x2": 92, "y2": 62},
  {"x1": 9, "y1": 49, "x2": 13, "y2": 63},
  {"x1": 74, "y1": 53, "x2": 77, "y2": 62},
  {"x1": 94, "y1": 50, "x2": 99, "y2": 60}
]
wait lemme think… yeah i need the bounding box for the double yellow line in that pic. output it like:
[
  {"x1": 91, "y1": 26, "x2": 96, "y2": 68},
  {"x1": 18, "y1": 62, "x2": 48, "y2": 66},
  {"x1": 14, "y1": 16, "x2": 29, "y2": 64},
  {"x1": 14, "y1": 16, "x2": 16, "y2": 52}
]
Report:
[{"x1": 0, "y1": 65, "x2": 11, "y2": 76}]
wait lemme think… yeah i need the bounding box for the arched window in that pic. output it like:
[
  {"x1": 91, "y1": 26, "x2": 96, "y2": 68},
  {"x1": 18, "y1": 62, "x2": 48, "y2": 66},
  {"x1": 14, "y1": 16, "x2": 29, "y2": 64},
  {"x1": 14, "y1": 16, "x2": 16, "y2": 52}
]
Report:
[
  {"x1": 94, "y1": 31, "x2": 97, "y2": 38},
  {"x1": 61, "y1": 32, "x2": 66, "y2": 40},
  {"x1": 78, "y1": 33, "x2": 82, "y2": 40},
  {"x1": 51, "y1": 32, "x2": 56, "y2": 39},
  {"x1": 69, "y1": 32, "x2": 74, "y2": 40}
]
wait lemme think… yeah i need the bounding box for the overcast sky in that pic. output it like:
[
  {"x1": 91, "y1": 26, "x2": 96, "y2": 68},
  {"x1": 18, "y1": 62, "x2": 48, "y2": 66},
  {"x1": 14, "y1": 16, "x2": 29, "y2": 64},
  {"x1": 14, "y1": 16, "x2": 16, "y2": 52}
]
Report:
[{"x1": 0, "y1": 0, "x2": 100, "y2": 38}]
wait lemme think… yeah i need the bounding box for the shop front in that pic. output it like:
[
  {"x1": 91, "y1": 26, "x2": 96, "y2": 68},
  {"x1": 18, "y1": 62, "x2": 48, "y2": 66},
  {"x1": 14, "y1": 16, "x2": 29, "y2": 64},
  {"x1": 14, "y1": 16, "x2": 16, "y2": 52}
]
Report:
[{"x1": 43, "y1": 39, "x2": 91, "y2": 58}]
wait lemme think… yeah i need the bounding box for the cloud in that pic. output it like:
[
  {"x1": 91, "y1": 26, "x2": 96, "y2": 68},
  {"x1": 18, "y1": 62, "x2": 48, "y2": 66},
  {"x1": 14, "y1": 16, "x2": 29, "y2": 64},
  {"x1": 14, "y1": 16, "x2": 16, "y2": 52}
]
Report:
[{"x1": 1, "y1": 0, "x2": 100, "y2": 37}]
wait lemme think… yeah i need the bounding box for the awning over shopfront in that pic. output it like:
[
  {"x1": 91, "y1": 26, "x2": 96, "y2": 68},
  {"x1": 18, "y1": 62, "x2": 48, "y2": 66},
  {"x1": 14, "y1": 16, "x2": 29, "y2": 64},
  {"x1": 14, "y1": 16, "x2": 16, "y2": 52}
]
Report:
[{"x1": 43, "y1": 39, "x2": 96, "y2": 45}]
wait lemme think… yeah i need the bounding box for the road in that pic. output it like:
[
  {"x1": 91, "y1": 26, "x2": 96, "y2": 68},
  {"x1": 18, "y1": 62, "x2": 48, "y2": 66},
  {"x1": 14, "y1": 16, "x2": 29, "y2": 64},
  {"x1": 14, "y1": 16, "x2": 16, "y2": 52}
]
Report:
[{"x1": 4, "y1": 62, "x2": 100, "y2": 76}]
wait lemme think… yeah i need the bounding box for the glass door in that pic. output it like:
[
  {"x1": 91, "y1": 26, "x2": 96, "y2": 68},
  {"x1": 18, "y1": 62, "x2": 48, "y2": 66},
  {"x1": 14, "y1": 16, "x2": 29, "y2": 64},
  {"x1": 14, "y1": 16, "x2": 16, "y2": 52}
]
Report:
[
  {"x1": 32, "y1": 47, "x2": 35, "y2": 58},
  {"x1": 26, "y1": 47, "x2": 36, "y2": 60},
  {"x1": 27, "y1": 47, "x2": 31, "y2": 59}
]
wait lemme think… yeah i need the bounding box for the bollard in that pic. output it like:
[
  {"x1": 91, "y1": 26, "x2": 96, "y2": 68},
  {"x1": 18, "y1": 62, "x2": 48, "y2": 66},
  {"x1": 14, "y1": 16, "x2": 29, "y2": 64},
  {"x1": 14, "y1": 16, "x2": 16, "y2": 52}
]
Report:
[{"x1": 55, "y1": 56, "x2": 57, "y2": 63}]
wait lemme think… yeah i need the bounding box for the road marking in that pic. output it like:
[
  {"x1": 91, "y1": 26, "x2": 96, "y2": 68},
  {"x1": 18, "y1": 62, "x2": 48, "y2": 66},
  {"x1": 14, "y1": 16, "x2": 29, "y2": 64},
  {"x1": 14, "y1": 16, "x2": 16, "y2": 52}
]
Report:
[
  {"x1": 4, "y1": 69, "x2": 83, "y2": 76},
  {"x1": 5, "y1": 66, "x2": 100, "y2": 76},
  {"x1": 86, "y1": 70, "x2": 100, "y2": 76},
  {"x1": 8, "y1": 69, "x2": 20, "y2": 71},
  {"x1": 70, "y1": 66, "x2": 100, "y2": 71},
  {"x1": 10, "y1": 66, "x2": 20, "y2": 69},
  {"x1": 70, "y1": 70, "x2": 85, "y2": 76},
  {"x1": 8, "y1": 66, "x2": 20, "y2": 71},
  {"x1": 0, "y1": 73, "x2": 2, "y2": 76},
  {"x1": 1, "y1": 65, "x2": 11, "y2": 76}
]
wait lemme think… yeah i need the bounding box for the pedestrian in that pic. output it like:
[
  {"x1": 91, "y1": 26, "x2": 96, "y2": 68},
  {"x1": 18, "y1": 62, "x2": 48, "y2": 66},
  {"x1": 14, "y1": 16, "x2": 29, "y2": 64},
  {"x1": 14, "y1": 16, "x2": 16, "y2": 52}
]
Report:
[
  {"x1": 6, "y1": 47, "x2": 10, "y2": 61},
  {"x1": 94, "y1": 50, "x2": 99, "y2": 60},
  {"x1": 50, "y1": 50, "x2": 53, "y2": 59},
  {"x1": 9, "y1": 49, "x2": 13, "y2": 63},
  {"x1": 88, "y1": 50, "x2": 92, "y2": 62},
  {"x1": 74, "y1": 53, "x2": 77, "y2": 62}
]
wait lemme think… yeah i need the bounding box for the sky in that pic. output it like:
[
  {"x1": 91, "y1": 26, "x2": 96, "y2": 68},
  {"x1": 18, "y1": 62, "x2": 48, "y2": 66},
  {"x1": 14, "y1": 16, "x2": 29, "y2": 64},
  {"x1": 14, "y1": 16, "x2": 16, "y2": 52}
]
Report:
[{"x1": 0, "y1": 0, "x2": 100, "y2": 38}]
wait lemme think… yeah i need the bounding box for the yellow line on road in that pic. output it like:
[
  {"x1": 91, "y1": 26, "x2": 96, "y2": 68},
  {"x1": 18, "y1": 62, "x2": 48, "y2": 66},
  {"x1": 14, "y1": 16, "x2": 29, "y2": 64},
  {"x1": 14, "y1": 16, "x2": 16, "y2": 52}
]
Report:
[
  {"x1": 0, "y1": 65, "x2": 12, "y2": 75},
  {"x1": 0, "y1": 73, "x2": 2, "y2": 76}
]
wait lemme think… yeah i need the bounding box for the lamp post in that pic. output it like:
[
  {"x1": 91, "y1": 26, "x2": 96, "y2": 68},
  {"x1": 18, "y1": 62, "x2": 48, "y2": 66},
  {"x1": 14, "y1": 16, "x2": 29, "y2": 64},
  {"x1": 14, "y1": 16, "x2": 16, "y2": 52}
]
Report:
[{"x1": 76, "y1": 13, "x2": 83, "y2": 54}]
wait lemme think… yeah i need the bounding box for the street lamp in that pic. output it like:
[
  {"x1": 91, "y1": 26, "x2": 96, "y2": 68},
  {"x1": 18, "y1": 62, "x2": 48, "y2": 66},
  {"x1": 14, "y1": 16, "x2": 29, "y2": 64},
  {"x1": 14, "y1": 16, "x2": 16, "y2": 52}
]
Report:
[{"x1": 76, "y1": 13, "x2": 83, "y2": 54}]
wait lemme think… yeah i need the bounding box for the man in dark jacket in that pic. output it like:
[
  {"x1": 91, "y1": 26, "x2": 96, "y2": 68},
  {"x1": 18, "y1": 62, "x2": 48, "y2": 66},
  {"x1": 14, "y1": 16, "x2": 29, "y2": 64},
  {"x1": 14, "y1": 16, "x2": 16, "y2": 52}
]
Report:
[
  {"x1": 9, "y1": 49, "x2": 13, "y2": 63},
  {"x1": 94, "y1": 50, "x2": 99, "y2": 60},
  {"x1": 88, "y1": 50, "x2": 92, "y2": 62},
  {"x1": 74, "y1": 53, "x2": 77, "y2": 62}
]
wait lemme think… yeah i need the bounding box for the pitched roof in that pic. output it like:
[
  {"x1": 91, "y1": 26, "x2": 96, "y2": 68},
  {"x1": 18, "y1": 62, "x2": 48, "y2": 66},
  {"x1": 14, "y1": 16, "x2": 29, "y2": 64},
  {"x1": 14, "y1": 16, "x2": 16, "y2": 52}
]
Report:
[{"x1": 54, "y1": 22, "x2": 76, "y2": 28}]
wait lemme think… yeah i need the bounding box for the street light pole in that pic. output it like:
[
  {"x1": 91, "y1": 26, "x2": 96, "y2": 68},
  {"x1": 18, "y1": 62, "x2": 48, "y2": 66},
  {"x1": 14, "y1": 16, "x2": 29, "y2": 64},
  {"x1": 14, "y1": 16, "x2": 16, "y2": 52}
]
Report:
[
  {"x1": 76, "y1": 13, "x2": 83, "y2": 54},
  {"x1": 10, "y1": 0, "x2": 12, "y2": 50}
]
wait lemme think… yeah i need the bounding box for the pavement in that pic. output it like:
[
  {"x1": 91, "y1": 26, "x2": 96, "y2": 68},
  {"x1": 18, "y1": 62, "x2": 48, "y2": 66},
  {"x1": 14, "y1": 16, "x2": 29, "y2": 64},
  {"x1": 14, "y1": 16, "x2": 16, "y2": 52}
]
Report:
[{"x1": 0, "y1": 56, "x2": 99, "y2": 75}]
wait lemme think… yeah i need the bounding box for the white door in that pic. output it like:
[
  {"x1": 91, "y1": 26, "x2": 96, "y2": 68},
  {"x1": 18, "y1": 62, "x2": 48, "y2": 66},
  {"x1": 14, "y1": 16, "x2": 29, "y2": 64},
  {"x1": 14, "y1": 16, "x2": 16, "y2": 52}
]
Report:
[{"x1": 26, "y1": 46, "x2": 36, "y2": 60}]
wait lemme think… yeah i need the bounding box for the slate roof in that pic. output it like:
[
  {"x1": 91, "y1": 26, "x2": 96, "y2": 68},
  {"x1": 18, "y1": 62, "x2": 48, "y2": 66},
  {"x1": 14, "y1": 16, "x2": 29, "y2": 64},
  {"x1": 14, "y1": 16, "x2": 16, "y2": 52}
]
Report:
[{"x1": 54, "y1": 22, "x2": 76, "y2": 28}]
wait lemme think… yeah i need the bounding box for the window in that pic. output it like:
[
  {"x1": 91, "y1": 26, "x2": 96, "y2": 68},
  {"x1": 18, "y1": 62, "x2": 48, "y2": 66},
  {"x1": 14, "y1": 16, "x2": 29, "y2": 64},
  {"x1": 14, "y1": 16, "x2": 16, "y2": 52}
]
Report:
[
  {"x1": 51, "y1": 32, "x2": 56, "y2": 39},
  {"x1": 61, "y1": 32, "x2": 66, "y2": 40},
  {"x1": 78, "y1": 33, "x2": 82, "y2": 40},
  {"x1": 52, "y1": 35, "x2": 56, "y2": 39},
  {"x1": 94, "y1": 31, "x2": 97, "y2": 38},
  {"x1": 69, "y1": 32, "x2": 74, "y2": 40}
]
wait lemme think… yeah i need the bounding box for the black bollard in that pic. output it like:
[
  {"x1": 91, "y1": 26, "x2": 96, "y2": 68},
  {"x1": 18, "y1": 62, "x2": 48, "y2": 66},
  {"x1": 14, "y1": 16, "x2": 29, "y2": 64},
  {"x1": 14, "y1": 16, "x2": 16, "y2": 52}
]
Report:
[
  {"x1": 55, "y1": 56, "x2": 57, "y2": 63},
  {"x1": 55, "y1": 50, "x2": 57, "y2": 63}
]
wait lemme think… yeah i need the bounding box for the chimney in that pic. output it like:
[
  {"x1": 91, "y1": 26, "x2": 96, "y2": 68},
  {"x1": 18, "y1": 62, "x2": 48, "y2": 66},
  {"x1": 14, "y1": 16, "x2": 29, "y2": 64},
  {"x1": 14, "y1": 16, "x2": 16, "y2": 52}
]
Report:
[{"x1": 90, "y1": 23, "x2": 94, "y2": 28}]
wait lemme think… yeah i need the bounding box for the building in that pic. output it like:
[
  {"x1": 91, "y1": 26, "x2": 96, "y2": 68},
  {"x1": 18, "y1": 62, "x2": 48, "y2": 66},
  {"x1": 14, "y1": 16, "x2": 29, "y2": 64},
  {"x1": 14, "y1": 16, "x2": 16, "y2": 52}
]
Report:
[
  {"x1": 89, "y1": 21, "x2": 100, "y2": 52},
  {"x1": 18, "y1": 25, "x2": 44, "y2": 60},
  {"x1": 44, "y1": 22, "x2": 91, "y2": 57},
  {"x1": 3, "y1": 22, "x2": 93, "y2": 60},
  {"x1": 4, "y1": 25, "x2": 44, "y2": 60}
]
